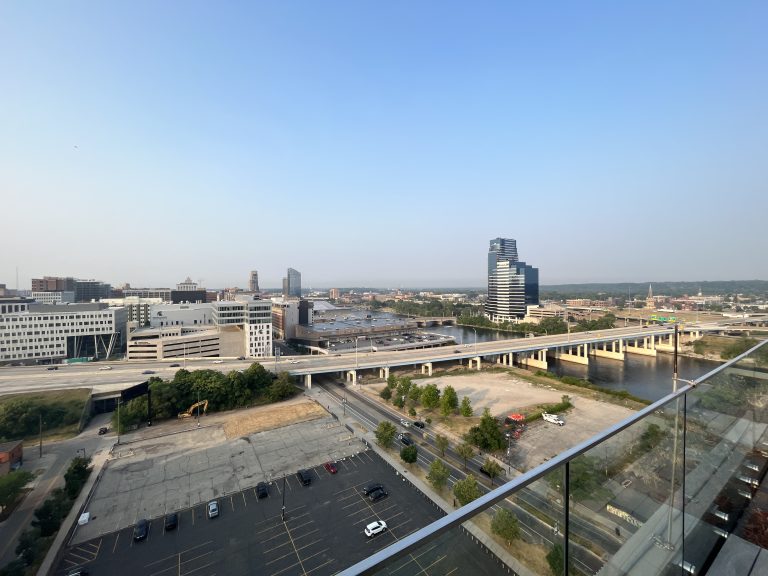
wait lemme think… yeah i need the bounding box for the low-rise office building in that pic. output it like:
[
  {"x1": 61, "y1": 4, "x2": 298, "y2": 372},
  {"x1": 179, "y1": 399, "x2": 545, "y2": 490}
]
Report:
[
  {"x1": 100, "y1": 297, "x2": 164, "y2": 327},
  {"x1": 0, "y1": 298, "x2": 127, "y2": 364},
  {"x1": 0, "y1": 440, "x2": 23, "y2": 476},
  {"x1": 31, "y1": 291, "x2": 75, "y2": 304}
]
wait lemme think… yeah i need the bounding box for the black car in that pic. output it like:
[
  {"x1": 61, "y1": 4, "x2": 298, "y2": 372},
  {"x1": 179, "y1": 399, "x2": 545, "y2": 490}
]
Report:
[
  {"x1": 256, "y1": 481, "x2": 269, "y2": 499},
  {"x1": 412, "y1": 421, "x2": 425, "y2": 429},
  {"x1": 362, "y1": 483, "x2": 384, "y2": 496},
  {"x1": 237, "y1": 356, "x2": 246, "y2": 360},
  {"x1": 133, "y1": 519, "x2": 149, "y2": 541},
  {"x1": 296, "y1": 469, "x2": 312, "y2": 486},
  {"x1": 368, "y1": 488, "x2": 389, "y2": 502},
  {"x1": 98, "y1": 427, "x2": 108, "y2": 435},
  {"x1": 169, "y1": 363, "x2": 181, "y2": 368},
  {"x1": 164, "y1": 513, "x2": 178, "y2": 531},
  {"x1": 398, "y1": 434, "x2": 413, "y2": 446},
  {"x1": 142, "y1": 370, "x2": 155, "y2": 375},
  {"x1": 47, "y1": 366, "x2": 59, "y2": 370}
]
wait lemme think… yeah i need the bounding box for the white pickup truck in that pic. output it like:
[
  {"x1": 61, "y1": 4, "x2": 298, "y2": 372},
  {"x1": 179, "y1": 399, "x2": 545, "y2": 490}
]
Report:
[{"x1": 542, "y1": 413, "x2": 565, "y2": 426}]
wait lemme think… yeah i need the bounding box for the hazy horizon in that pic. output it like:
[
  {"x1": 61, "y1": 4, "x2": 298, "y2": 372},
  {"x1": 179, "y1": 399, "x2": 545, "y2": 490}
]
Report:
[{"x1": 3, "y1": 2, "x2": 767, "y2": 289}]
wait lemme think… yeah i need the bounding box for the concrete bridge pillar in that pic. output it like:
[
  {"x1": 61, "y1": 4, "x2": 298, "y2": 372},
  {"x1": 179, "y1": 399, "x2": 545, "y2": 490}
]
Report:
[
  {"x1": 591, "y1": 338, "x2": 625, "y2": 361},
  {"x1": 421, "y1": 363, "x2": 433, "y2": 376},
  {"x1": 379, "y1": 366, "x2": 389, "y2": 380},
  {"x1": 346, "y1": 370, "x2": 357, "y2": 385},
  {"x1": 304, "y1": 374, "x2": 312, "y2": 389},
  {"x1": 469, "y1": 357, "x2": 482, "y2": 370}
]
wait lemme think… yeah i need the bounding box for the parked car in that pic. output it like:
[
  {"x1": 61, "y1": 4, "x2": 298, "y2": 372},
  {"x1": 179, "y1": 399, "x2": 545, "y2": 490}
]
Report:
[
  {"x1": 133, "y1": 519, "x2": 149, "y2": 541},
  {"x1": 207, "y1": 500, "x2": 219, "y2": 518},
  {"x1": 368, "y1": 488, "x2": 388, "y2": 502},
  {"x1": 542, "y1": 413, "x2": 565, "y2": 426},
  {"x1": 364, "y1": 520, "x2": 388, "y2": 537},
  {"x1": 98, "y1": 427, "x2": 108, "y2": 435},
  {"x1": 169, "y1": 363, "x2": 181, "y2": 368},
  {"x1": 412, "y1": 421, "x2": 425, "y2": 429},
  {"x1": 256, "y1": 482, "x2": 269, "y2": 499},
  {"x1": 296, "y1": 469, "x2": 312, "y2": 485},
  {"x1": 164, "y1": 513, "x2": 178, "y2": 531},
  {"x1": 324, "y1": 461, "x2": 338, "y2": 474},
  {"x1": 362, "y1": 483, "x2": 383, "y2": 496},
  {"x1": 98, "y1": 366, "x2": 112, "y2": 371}
]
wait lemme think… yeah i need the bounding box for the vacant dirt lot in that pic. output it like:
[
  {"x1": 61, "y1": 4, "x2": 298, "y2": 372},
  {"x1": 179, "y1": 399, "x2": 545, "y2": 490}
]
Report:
[
  {"x1": 370, "y1": 371, "x2": 637, "y2": 471},
  {"x1": 222, "y1": 399, "x2": 327, "y2": 438}
]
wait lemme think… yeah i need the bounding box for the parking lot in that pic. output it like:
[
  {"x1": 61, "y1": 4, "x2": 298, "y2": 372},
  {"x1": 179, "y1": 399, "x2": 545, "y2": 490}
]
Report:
[{"x1": 57, "y1": 449, "x2": 500, "y2": 575}]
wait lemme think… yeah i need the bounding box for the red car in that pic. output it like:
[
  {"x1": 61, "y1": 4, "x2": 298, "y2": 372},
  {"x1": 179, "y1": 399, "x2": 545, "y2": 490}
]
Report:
[{"x1": 324, "y1": 461, "x2": 338, "y2": 474}]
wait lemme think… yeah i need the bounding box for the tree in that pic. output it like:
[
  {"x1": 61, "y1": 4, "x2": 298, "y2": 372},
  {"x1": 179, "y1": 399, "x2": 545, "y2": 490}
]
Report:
[
  {"x1": 421, "y1": 383, "x2": 441, "y2": 409},
  {"x1": 387, "y1": 374, "x2": 398, "y2": 389},
  {"x1": 392, "y1": 395, "x2": 405, "y2": 409},
  {"x1": 15, "y1": 527, "x2": 42, "y2": 566},
  {"x1": 460, "y1": 396, "x2": 473, "y2": 417},
  {"x1": 408, "y1": 384, "x2": 422, "y2": 404},
  {"x1": 64, "y1": 457, "x2": 91, "y2": 499},
  {"x1": 465, "y1": 408, "x2": 505, "y2": 451},
  {"x1": 267, "y1": 372, "x2": 298, "y2": 402},
  {"x1": 482, "y1": 458, "x2": 503, "y2": 487},
  {"x1": 441, "y1": 385, "x2": 459, "y2": 416},
  {"x1": 427, "y1": 458, "x2": 450, "y2": 490},
  {"x1": 453, "y1": 474, "x2": 481, "y2": 506},
  {"x1": 408, "y1": 406, "x2": 417, "y2": 417},
  {"x1": 435, "y1": 434, "x2": 449, "y2": 457},
  {"x1": 380, "y1": 387, "x2": 392, "y2": 401},
  {"x1": 456, "y1": 442, "x2": 475, "y2": 471},
  {"x1": 400, "y1": 444, "x2": 418, "y2": 463},
  {"x1": 32, "y1": 488, "x2": 71, "y2": 537},
  {"x1": 0, "y1": 470, "x2": 33, "y2": 510},
  {"x1": 375, "y1": 421, "x2": 397, "y2": 447},
  {"x1": 491, "y1": 508, "x2": 520, "y2": 544}
]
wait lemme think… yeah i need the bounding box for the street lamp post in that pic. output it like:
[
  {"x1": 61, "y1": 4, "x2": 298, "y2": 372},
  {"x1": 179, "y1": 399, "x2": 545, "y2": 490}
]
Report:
[
  {"x1": 281, "y1": 475, "x2": 286, "y2": 522},
  {"x1": 116, "y1": 399, "x2": 121, "y2": 445},
  {"x1": 472, "y1": 327, "x2": 477, "y2": 355}
]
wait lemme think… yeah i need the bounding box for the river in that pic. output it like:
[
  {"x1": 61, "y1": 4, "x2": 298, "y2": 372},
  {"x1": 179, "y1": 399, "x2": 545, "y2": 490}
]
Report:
[{"x1": 425, "y1": 324, "x2": 721, "y2": 402}]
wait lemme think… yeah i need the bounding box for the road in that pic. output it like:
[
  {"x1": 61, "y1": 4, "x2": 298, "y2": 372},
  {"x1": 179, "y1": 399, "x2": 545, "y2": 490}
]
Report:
[
  {"x1": 0, "y1": 418, "x2": 114, "y2": 569},
  {"x1": 0, "y1": 326, "x2": 678, "y2": 396},
  {"x1": 317, "y1": 378, "x2": 611, "y2": 574}
]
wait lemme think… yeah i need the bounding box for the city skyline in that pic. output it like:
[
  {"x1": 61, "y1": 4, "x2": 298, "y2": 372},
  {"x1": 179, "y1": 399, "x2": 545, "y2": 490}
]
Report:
[{"x1": 2, "y1": 2, "x2": 767, "y2": 287}]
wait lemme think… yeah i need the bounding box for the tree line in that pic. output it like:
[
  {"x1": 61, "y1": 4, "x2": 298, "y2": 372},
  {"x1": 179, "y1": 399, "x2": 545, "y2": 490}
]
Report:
[{"x1": 115, "y1": 364, "x2": 298, "y2": 431}]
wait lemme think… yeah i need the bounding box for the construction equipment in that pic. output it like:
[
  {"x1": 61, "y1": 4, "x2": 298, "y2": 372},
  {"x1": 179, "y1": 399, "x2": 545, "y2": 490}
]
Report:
[{"x1": 178, "y1": 400, "x2": 208, "y2": 419}]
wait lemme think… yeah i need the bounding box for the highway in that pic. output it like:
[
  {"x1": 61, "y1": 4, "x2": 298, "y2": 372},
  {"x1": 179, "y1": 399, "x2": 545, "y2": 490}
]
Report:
[{"x1": 0, "y1": 325, "x2": 678, "y2": 396}]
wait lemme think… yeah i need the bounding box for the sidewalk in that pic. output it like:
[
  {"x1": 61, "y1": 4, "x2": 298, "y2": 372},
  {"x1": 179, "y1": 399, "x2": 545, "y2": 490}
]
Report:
[
  {"x1": 308, "y1": 387, "x2": 536, "y2": 576},
  {"x1": 36, "y1": 448, "x2": 111, "y2": 576}
]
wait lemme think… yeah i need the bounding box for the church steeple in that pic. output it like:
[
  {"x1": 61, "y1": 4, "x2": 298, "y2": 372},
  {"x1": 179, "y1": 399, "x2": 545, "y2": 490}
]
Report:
[{"x1": 646, "y1": 284, "x2": 655, "y2": 309}]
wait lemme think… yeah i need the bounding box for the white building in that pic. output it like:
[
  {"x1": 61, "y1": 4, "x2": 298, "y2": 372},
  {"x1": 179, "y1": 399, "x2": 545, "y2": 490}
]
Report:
[
  {"x1": 126, "y1": 326, "x2": 228, "y2": 360},
  {"x1": 212, "y1": 297, "x2": 272, "y2": 357},
  {"x1": 149, "y1": 303, "x2": 214, "y2": 328},
  {"x1": 524, "y1": 304, "x2": 566, "y2": 323},
  {"x1": 31, "y1": 291, "x2": 75, "y2": 304},
  {"x1": 0, "y1": 298, "x2": 127, "y2": 364},
  {"x1": 101, "y1": 297, "x2": 163, "y2": 326}
]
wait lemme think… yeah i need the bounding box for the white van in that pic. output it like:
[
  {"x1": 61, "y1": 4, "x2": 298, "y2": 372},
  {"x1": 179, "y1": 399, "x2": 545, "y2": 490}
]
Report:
[{"x1": 542, "y1": 413, "x2": 565, "y2": 426}]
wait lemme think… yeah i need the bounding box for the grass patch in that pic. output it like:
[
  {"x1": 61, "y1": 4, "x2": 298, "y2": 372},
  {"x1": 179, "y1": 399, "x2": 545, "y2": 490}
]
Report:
[
  {"x1": 0, "y1": 389, "x2": 90, "y2": 442},
  {"x1": 533, "y1": 370, "x2": 651, "y2": 406}
]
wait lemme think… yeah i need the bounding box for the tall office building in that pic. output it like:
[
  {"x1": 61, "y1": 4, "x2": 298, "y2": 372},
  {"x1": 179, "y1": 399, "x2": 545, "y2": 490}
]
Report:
[
  {"x1": 31, "y1": 276, "x2": 111, "y2": 302},
  {"x1": 484, "y1": 237, "x2": 539, "y2": 322},
  {"x1": 249, "y1": 270, "x2": 259, "y2": 293},
  {"x1": 282, "y1": 268, "x2": 301, "y2": 298}
]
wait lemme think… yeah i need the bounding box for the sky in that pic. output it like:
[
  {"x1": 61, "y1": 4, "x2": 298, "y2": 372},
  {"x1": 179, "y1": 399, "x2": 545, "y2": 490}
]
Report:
[{"x1": 2, "y1": 1, "x2": 767, "y2": 289}]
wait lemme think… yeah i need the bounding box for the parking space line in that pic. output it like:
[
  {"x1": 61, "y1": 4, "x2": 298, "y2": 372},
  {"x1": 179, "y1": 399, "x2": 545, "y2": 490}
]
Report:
[
  {"x1": 304, "y1": 559, "x2": 334, "y2": 575},
  {"x1": 241, "y1": 492, "x2": 247, "y2": 507},
  {"x1": 360, "y1": 450, "x2": 375, "y2": 463},
  {"x1": 67, "y1": 551, "x2": 91, "y2": 563},
  {"x1": 263, "y1": 537, "x2": 293, "y2": 554},
  {"x1": 191, "y1": 507, "x2": 195, "y2": 526},
  {"x1": 312, "y1": 468, "x2": 322, "y2": 480},
  {"x1": 268, "y1": 559, "x2": 302, "y2": 576},
  {"x1": 111, "y1": 531, "x2": 120, "y2": 553},
  {"x1": 279, "y1": 517, "x2": 307, "y2": 575},
  {"x1": 144, "y1": 540, "x2": 214, "y2": 568},
  {"x1": 230, "y1": 495, "x2": 235, "y2": 512}
]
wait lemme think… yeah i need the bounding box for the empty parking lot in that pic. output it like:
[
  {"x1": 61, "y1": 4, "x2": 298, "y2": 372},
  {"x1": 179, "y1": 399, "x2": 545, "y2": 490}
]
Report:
[{"x1": 57, "y1": 449, "x2": 501, "y2": 575}]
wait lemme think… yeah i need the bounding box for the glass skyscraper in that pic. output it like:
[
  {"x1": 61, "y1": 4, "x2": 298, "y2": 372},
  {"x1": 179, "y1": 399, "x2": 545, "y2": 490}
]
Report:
[
  {"x1": 485, "y1": 237, "x2": 538, "y2": 322},
  {"x1": 282, "y1": 268, "x2": 301, "y2": 298}
]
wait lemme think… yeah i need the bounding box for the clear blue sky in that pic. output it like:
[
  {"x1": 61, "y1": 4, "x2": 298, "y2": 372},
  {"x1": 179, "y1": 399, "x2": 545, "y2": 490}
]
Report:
[{"x1": 2, "y1": 1, "x2": 767, "y2": 289}]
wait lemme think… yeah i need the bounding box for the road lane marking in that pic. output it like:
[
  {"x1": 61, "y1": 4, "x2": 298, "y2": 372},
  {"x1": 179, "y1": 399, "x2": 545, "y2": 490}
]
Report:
[{"x1": 112, "y1": 531, "x2": 120, "y2": 553}]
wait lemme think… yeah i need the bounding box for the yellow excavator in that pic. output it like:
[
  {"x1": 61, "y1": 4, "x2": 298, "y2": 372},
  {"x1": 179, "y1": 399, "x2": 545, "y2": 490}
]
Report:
[{"x1": 178, "y1": 400, "x2": 209, "y2": 419}]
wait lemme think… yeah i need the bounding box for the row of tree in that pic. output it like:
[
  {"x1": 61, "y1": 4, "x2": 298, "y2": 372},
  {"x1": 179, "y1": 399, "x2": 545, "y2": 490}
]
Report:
[
  {"x1": 114, "y1": 364, "x2": 298, "y2": 431},
  {"x1": 1, "y1": 457, "x2": 92, "y2": 576},
  {"x1": 0, "y1": 395, "x2": 84, "y2": 442},
  {"x1": 379, "y1": 375, "x2": 473, "y2": 418}
]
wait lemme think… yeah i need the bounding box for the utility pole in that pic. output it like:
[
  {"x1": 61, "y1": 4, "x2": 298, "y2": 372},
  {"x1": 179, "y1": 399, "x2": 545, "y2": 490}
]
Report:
[
  {"x1": 281, "y1": 476, "x2": 286, "y2": 522},
  {"x1": 197, "y1": 390, "x2": 200, "y2": 427},
  {"x1": 117, "y1": 399, "x2": 121, "y2": 445}
]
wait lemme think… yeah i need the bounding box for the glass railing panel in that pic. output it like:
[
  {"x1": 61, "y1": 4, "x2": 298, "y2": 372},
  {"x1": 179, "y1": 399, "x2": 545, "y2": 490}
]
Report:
[
  {"x1": 568, "y1": 393, "x2": 685, "y2": 575},
  {"x1": 683, "y1": 340, "x2": 768, "y2": 574}
]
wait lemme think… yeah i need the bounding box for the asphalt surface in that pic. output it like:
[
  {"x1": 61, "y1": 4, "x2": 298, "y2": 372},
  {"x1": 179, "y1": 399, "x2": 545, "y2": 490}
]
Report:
[
  {"x1": 55, "y1": 450, "x2": 502, "y2": 576},
  {"x1": 0, "y1": 326, "x2": 677, "y2": 396}
]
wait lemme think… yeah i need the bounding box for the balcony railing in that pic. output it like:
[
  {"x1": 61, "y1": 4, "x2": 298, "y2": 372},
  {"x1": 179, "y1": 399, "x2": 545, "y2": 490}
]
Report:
[{"x1": 341, "y1": 339, "x2": 768, "y2": 575}]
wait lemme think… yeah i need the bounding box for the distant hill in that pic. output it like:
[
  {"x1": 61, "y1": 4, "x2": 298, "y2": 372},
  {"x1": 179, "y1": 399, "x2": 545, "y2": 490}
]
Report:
[{"x1": 541, "y1": 280, "x2": 768, "y2": 298}]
